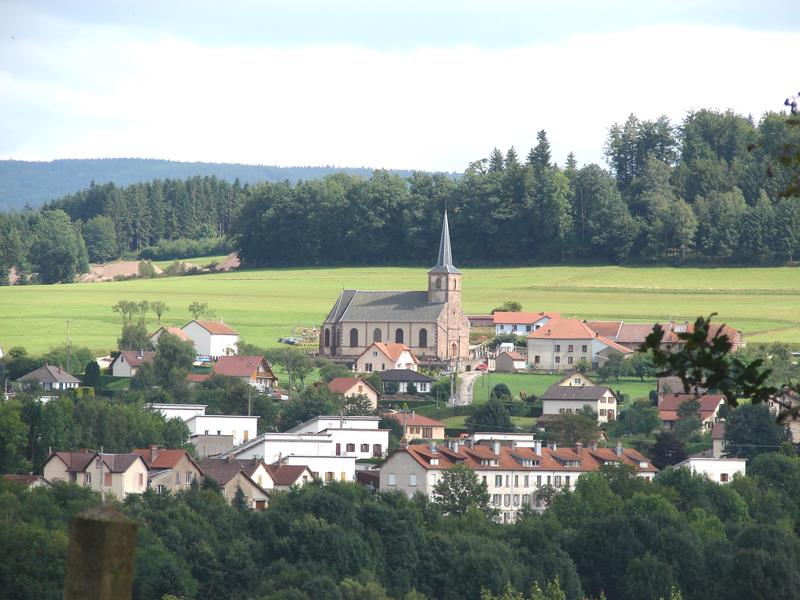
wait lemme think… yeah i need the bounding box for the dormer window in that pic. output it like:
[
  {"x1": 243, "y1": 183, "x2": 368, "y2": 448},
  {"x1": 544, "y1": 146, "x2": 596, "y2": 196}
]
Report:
[
  {"x1": 430, "y1": 458, "x2": 439, "y2": 466},
  {"x1": 639, "y1": 461, "x2": 648, "y2": 468}
]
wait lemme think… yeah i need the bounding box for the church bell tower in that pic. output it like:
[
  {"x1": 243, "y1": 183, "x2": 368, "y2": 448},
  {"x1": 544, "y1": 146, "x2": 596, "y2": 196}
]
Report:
[{"x1": 428, "y1": 211, "x2": 462, "y2": 305}]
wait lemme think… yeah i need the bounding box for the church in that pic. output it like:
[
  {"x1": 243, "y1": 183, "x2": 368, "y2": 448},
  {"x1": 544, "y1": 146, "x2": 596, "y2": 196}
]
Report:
[{"x1": 319, "y1": 212, "x2": 470, "y2": 365}]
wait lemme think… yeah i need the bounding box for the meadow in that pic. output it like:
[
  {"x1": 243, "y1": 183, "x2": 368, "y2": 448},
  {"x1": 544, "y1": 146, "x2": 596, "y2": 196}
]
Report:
[{"x1": 1, "y1": 264, "x2": 799, "y2": 354}]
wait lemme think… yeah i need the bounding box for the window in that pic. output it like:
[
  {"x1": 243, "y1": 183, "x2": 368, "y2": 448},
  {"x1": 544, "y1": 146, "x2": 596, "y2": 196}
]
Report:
[
  {"x1": 554, "y1": 476, "x2": 562, "y2": 487},
  {"x1": 423, "y1": 427, "x2": 433, "y2": 438},
  {"x1": 526, "y1": 325, "x2": 532, "y2": 332},
  {"x1": 138, "y1": 473, "x2": 144, "y2": 488},
  {"x1": 358, "y1": 385, "x2": 363, "y2": 392},
  {"x1": 575, "y1": 377, "x2": 582, "y2": 384},
  {"x1": 493, "y1": 494, "x2": 501, "y2": 506},
  {"x1": 565, "y1": 476, "x2": 571, "y2": 488},
  {"x1": 514, "y1": 475, "x2": 519, "y2": 487},
  {"x1": 555, "y1": 356, "x2": 561, "y2": 364},
  {"x1": 546, "y1": 476, "x2": 551, "y2": 485},
  {"x1": 419, "y1": 328, "x2": 428, "y2": 347},
  {"x1": 505, "y1": 475, "x2": 510, "y2": 487},
  {"x1": 720, "y1": 473, "x2": 729, "y2": 482},
  {"x1": 568, "y1": 356, "x2": 573, "y2": 364},
  {"x1": 512, "y1": 325, "x2": 518, "y2": 332},
  {"x1": 381, "y1": 363, "x2": 385, "y2": 370},
  {"x1": 536, "y1": 475, "x2": 542, "y2": 487},
  {"x1": 522, "y1": 494, "x2": 530, "y2": 505},
  {"x1": 95, "y1": 458, "x2": 101, "y2": 469},
  {"x1": 324, "y1": 329, "x2": 330, "y2": 347},
  {"x1": 175, "y1": 472, "x2": 181, "y2": 485},
  {"x1": 513, "y1": 494, "x2": 520, "y2": 506},
  {"x1": 534, "y1": 355, "x2": 540, "y2": 364},
  {"x1": 186, "y1": 472, "x2": 193, "y2": 484},
  {"x1": 388, "y1": 473, "x2": 396, "y2": 486},
  {"x1": 495, "y1": 475, "x2": 502, "y2": 487},
  {"x1": 600, "y1": 409, "x2": 607, "y2": 416},
  {"x1": 504, "y1": 494, "x2": 511, "y2": 506},
  {"x1": 482, "y1": 475, "x2": 487, "y2": 485},
  {"x1": 395, "y1": 328, "x2": 404, "y2": 344},
  {"x1": 361, "y1": 444, "x2": 369, "y2": 452},
  {"x1": 554, "y1": 344, "x2": 561, "y2": 352},
  {"x1": 581, "y1": 344, "x2": 588, "y2": 352},
  {"x1": 104, "y1": 472, "x2": 112, "y2": 486},
  {"x1": 568, "y1": 344, "x2": 574, "y2": 352},
  {"x1": 340, "y1": 472, "x2": 346, "y2": 481},
  {"x1": 524, "y1": 475, "x2": 529, "y2": 487},
  {"x1": 373, "y1": 328, "x2": 382, "y2": 342},
  {"x1": 84, "y1": 473, "x2": 92, "y2": 486},
  {"x1": 349, "y1": 328, "x2": 359, "y2": 347},
  {"x1": 559, "y1": 408, "x2": 566, "y2": 414},
  {"x1": 325, "y1": 472, "x2": 334, "y2": 482},
  {"x1": 409, "y1": 474, "x2": 417, "y2": 486},
  {"x1": 346, "y1": 443, "x2": 355, "y2": 452},
  {"x1": 156, "y1": 484, "x2": 166, "y2": 493},
  {"x1": 204, "y1": 430, "x2": 209, "y2": 435},
  {"x1": 243, "y1": 430, "x2": 249, "y2": 442},
  {"x1": 372, "y1": 444, "x2": 382, "y2": 457},
  {"x1": 436, "y1": 277, "x2": 442, "y2": 289}
]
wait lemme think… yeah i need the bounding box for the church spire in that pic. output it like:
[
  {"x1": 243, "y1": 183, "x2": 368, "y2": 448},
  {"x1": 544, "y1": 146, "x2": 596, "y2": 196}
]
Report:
[{"x1": 428, "y1": 211, "x2": 461, "y2": 274}]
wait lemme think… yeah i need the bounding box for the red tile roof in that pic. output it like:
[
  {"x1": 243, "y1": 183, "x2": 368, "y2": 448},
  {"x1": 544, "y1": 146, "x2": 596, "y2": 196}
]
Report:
[
  {"x1": 2, "y1": 474, "x2": 50, "y2": 487},
  {"x1": 328, "y1": 377, "x2": 380, "y2": 396},
  {"x1": 658, "y1": 394, "x2": 724, "y2": 422},
  {"x1": 383, "y1": 412, "x2": 446, "y2": 428},
  {"x1": 212, "y1": 356, "x2": 276, "y2": 379},
  {"x1": 493, "y1": 311, "x2": 559, "y2": 325},
  {"x1": 187, "y1": 373, "x2": 211, "y2": 383},
  {"x1": 370, "y1": 343, "x2": 418, "y2": 364},
  {"x1": 117, "y1": 350, "x2": 155, "y2": 368},
  {"x1": 584, "y1": 321, "x2": 624, "y2": 338},
  {"x1": 151, "y1": 326, "x2": 192, "y2": 342},
  {"x1": 497, "y1": 351, "x2": 526, "y2": 361},
  {"x1": 527, "y1": 318, "x2": 599, "y2": 340},
  {"x1": 193, "y1": 320, "x2": 239, "y2": 335},
  {"x1": 266, "y1": 464, "x2": 311, "y2": 486},
  {"x1": 132, "y1": 448, "x2": 197, "y2": 470}
]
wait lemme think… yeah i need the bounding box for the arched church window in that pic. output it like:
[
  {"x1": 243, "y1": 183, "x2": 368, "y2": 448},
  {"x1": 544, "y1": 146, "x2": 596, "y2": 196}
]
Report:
[
  {"x1": 451, "y1": 342, "x2": 457, "y2": 358},
  {"x1": 419, "y1": 328, "x2": 428, "y2": 348},
  {"x1": 324, "y1": 329, "x2": 330, "y2": 348},
  {"x1": 349, "y1": 328, "x2": 359, "y2": 347},
  {"x1": 436, "y1": 278, "x2": 442, "y2": 289},
  {"x1": 395, "y1": 328, "x2": 404, "y2": 344},
  {"x1": 373, "y1": 328, "x2": 382, "y2": 343}
]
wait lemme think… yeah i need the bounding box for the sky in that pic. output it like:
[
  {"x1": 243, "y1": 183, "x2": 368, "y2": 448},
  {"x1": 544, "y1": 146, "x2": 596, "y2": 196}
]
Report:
[{"x1": 1, "y1": 1, "x2": 799, "y2": 172}]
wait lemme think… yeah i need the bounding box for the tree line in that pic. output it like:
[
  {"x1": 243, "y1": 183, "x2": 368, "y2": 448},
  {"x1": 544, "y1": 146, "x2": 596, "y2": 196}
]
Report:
[{"x1": 1, "y1": 108, "x2": 799, "y2": 283}]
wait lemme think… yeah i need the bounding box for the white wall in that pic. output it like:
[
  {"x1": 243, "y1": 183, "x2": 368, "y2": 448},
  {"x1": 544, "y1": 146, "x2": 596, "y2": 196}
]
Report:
[
  {"x1": 149, "y1": 403, "x2": 207, "y2": 421},
  {"x1": 182, "y1": 322, "x2": 239, "y2": 358},
  {"x1": 678, "y1": 458, "x2": 746, "y2": 484},
  {"x1": 232, "y1": 434, "x2": 335, "y2": 463},
  {"x1": 111, "y1": 355, "x2": 134, "y2": 377},
  {"x1": 186, "y1": 415, "x2": 258, "y2": 446},
  {"x1": 325, "y1": 428, "x2": 388, "y2": 459},
  {"x1": 283, "y1": 455, "x2": 357, "y2": 482},
  {"x1": 527, "y1": 338, "x2": 593, "y2": 370}
]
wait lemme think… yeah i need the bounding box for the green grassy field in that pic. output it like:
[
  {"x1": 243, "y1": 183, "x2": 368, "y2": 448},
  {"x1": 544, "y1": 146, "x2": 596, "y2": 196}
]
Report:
[{"x1": 1, "y1": 264, "x2": 798, "y2": 354}]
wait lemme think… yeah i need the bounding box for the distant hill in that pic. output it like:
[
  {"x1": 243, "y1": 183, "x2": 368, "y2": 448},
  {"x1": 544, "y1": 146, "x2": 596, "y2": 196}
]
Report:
[{"x1": 0, "y1": 158, "x2": 435, "y2": 210}]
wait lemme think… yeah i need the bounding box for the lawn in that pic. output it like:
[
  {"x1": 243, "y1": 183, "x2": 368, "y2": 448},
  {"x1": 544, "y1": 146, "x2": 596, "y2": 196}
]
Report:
[
  {"x1": 1, "y1": 264, "x2": 799, "y2": 354},
  {"x1": 441, "y1": 414, "x2": 537, "y2": 431}
]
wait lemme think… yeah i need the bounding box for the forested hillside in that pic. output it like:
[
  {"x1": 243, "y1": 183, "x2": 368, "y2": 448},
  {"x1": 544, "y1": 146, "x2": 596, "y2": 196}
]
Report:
[
  {"x1": 1, "y1": 108, "x2": 799, "y2": 282},
  {"x1": 0, "y1": 158, "x2": 420, "y2": 210}
]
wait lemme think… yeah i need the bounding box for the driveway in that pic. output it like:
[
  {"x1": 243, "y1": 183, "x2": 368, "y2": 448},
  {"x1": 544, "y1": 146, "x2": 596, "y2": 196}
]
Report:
[{"x1": 455, "y1": 370, "x2": 485, "y2": 406}]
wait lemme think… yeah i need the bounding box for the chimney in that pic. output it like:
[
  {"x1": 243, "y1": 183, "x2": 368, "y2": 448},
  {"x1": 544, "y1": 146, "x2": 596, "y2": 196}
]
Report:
[
  {"x1": 492, "y1": 440, "x2": 501, "y2": 455},
  {"x1": 534, "y1": 440, "x2": 542, "y2": 455},
  {"x1": 550, "y1": 441, "x2": 558, "y2": 452},
  {"x1": 575, "y1": 442, "x2": 583, "y2": 453},
  {"x1": 615, "y1": 442, "x2": 623, "y2": 456},
  {"x1": 591, "y1": 441, "x2": 598, "y2": 451},
  {"x1": 149, "y1": 445, "x2": 159, "y2": 460}
]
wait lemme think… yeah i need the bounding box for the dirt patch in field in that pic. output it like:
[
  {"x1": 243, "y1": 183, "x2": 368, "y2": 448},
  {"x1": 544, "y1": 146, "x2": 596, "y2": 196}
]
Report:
[
  {"x1": 79, "y1": 261, "x2": 164, "y2": 283},
  {"x1": 214, "y1": 253, "x2": 240, "y2": 271}
]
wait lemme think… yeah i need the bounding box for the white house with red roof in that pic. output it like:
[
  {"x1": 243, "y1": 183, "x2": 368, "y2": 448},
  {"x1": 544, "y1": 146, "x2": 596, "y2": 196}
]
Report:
[
  {"x1": 526, "y1": 318, "x2": 633, "y2": 371},
  {"x1": 43, "y1": 450, "x2": 149, "y2": 498},
  {"x1": 109, "y1": 350, "x2": 155, "y2": 377},
  {"x1": 182, "y1": 320, "x2": 239, "y2": 358},
  {"x1": 658, "y1": 393, "x2": 725, "y2": 431},
  {"x1": 493, "y1": 311, "x2": 559, "y2": 336},
  {"x1": 675, "y1": 456, "x2": 746, "y2": 484},
  {"x1": 380, "y1": 434, "x2": 656, "y2": 522},
  {"x1": 212, "y1": 355, "x2": 278, "y2": 391},
  {"x1": 149, "y1": 326, "x2": 193, "y2": 346},
  {"x1": 354, "y1": 342, "x2": 419, "y2": 373}
]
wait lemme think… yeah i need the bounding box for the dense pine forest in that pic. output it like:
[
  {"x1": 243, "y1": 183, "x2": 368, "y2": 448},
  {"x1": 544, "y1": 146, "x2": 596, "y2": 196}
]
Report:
[
  {"x1": 4, "y1": 456, "x2": 800, "y2": 600},
  {"x1": 1, "y1": 108, "x2": 799, "y2": 282}
]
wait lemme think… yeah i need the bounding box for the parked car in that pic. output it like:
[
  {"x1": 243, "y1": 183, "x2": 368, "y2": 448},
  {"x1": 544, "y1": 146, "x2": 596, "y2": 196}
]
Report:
[{"x1": 475, "y1": 363, "x2": 489, "y2": 371}]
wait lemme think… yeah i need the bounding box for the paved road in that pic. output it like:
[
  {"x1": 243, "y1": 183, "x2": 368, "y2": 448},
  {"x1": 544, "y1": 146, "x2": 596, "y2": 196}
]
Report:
[{"x1": 454, "y1": 370, "x2": 485, "y2": 406}]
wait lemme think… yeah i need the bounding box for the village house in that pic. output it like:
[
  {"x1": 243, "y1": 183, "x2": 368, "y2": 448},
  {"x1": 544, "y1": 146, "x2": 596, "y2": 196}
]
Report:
[
  {"x1": 383, "y1": 411, "x2": 446, "y2": 442},
  {"x1": 196, "y1": 457, "x2": 269, "y2": 510},
  {"x1": 584, "y1": 320, "x2": 744, "y2": 352},
  {"x1": 526, "y1": 318, "x2": 633, "y2": 371},
  {"x1": 377, "y1": 369, "x2": 436, "y2": 394},
  {"x1": 319, "y1": 212, "x2": 470, "y2": 365},
  {"x1": 380, "y1": 434, "x2": 656, "y2": 523},
  {"x1": 185, "y1": 413, "x2": 259, "y2": 446},
  {"x1": 147, "y1": 402, "x2": 208, "y2": 421},
  {"x1": 43, "y1": 450, "x2": 149, "y2": 498},
  {"x1": 191, "y1": 433, "x2": 235, "y2": 459},
  {"x1": 354, "y1": 342, "x2": 419, "y2": 373},
  {"x1": 286, "y1": 415, "x2": 389, "y2": 460},
  {"x1": 149, "y1": 326, "x2": 193, "y2": 346},
  {"x1": 539, "y1": 380, "x2": 618, "y2": 424},
  {"x1": 493, "y1": 311, "x2": 559, "y2": 337},
  {"x1": 327, "y1": 377, "x2": 381, "y2": 411},
  {"x1": 182, "y1": 319, "x2": 239, "y2": 358},
  {"x1": 17, "y1": 365, "x2": 81, "y2": 392},
  {"x1": 658, "y1": 393, "x2": 725, "y2": 431},
  {"x1": 266, "y1": 464, "x2": 314, "y2": 491},
  {"x1": 767, "y1": 389, "x2": 800, "y2": 444},
  {"x1": 109, "y1": 350, "x2": 155, "y2": 377},
  {"x1": 675, "y1": 456, "x2": 746, "y2": 484},
  {"x1": 211, "y1": 355, "x2": 278, "y2": 391},
  {"x1": 494, "y1": 350, "x2": 527, "y2": 373},
  {"x1": 711, "y1": 422, "x2": 727, "y2": 458},
  {"x1": 132, "y1": 446, "x2": 204, "y2": 494}
]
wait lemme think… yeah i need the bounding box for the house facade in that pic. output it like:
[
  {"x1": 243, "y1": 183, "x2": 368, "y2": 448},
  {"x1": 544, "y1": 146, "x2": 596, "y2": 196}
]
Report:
[
  {"x1": 658, "y1": 394, "x2": 725, "y2": 431},
  {"x1": 494, "y1": 351, "x2": 527, "y2": 373},
  {"x1": 383, "y1": 412, "x2": 446, "y2": 441},
  {"x1": 377, "y1": 369, "x2": 435, "y2": 394},
  {"x1": 675, "y1": 457, "x2": 746, "y2": 484},
  {"x1": 286, "y1": 415, "x2": 389, "y2": 460},
  {"x1": 526, "y1": 319, "x2": 633, "y2": 371},
  {"x1": 43, "y1": 451, "x2": 149, "y2": 498},
  {"x1": 184, "y1": 414, "x2": 259, "y2": 446},
  {"x1": 17, "y1": 365, "x2": 81, "y2": 392},
  {"x1": 540, "y1": 384, "x2": 618, "y2": 424},
  {"x1": 493, "y1": 312, "x2": 558, "y2": 336},
  {"x1": 147, "y1": 403, "x2": 208, "y2": 421},
  {"x1": 110, "y1": 350, "x2": 155, "y2": 377},
  {"x1": 132, "y1": 446, "x2": 203, "y2": 494},
  {"x1": 197, "y1": 458, "x2": 269, "y2": 510},
  {"x1": 182, "y1": 320, "x2": 239, "y2": 358},
  {"x1": 212, "y1": 355, "x2": 278, "y2": 391},
  {"x1": 354, "y1": 342, "x2": 419, "y2": 373},
  {"x1": 380, "y1": 435, "x2": 656, "y2": 523},
  {"x1": 319, "y1": 212, "x2": 470, "y2": 365},
  {"x1": 327, "y1": 377, "x2": 381, "y2": 410}
]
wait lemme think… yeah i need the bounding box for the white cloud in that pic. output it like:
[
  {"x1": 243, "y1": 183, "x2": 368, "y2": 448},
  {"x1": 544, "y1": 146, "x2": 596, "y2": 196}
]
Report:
[{"x1": 1, "y1": 18, "x2": 798, "y2": 171}]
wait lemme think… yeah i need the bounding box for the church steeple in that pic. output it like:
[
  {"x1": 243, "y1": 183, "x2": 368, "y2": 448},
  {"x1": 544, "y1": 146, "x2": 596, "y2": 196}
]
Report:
[{"x1": 428, "y1": 211, "x2": 461, "y2": 275}]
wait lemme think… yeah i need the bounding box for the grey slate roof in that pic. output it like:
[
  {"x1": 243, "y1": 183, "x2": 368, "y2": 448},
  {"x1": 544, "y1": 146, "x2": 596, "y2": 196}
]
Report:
[
  {"x1": 18, "y1": 365, "x2": 81, "y2": 384},
  {"x1": 428, "y1": 210, "x2": 461, "y2": 274},
  {"x1": 541, "y1": 384, "x2": 612, "y2": 401},
  {"x1": 377, "y1": 369, "x2": 436, "y2": 383},
  {"x1": 331, "y1": 290, "x2": 446, "y2": 323}
]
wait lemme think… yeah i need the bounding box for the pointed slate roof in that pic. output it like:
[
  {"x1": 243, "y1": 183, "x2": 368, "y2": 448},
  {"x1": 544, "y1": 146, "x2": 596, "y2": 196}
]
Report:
[{"x1": 428, "y1": 211, "x2": 461, "y2": 274}]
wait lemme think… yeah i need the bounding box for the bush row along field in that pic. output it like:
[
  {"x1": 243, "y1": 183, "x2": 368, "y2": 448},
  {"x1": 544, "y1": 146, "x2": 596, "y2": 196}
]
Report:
[{"x1": 1, "y1": 264, "x2": 798, "y2": 354}]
